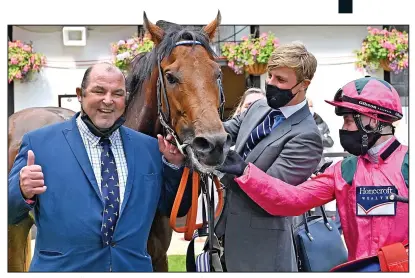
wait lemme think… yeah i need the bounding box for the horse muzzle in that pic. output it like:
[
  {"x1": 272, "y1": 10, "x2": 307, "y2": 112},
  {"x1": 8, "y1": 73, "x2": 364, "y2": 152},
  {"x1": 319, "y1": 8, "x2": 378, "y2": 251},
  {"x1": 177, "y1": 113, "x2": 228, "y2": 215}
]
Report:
[{"x1": 190, "y1": 133, "x2": 232, "y2": 167}]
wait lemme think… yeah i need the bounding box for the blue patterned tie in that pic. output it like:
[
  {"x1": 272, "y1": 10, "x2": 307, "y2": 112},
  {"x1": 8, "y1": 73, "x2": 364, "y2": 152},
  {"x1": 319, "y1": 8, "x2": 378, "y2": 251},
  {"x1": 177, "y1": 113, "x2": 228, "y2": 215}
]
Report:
[
  {"x1": 100, "y1": 138, "x2": 120, "y2": 246},
  {"x1": 242, "y1": 110, "x2": 284, "y2": 159}
]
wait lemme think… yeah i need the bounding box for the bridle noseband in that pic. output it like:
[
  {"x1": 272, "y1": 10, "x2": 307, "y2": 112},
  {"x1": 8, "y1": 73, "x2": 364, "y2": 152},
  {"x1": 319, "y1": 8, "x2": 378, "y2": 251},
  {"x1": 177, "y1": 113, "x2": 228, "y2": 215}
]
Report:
[{"x1": 156, "y1": 40, "x2": 226, "y2": 156}]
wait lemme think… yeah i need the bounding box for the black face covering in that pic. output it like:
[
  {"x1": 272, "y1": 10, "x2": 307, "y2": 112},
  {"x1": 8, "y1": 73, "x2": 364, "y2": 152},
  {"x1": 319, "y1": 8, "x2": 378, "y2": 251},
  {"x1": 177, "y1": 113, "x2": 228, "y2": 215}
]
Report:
[
  {"x1": 81, "y1": 108, "x2": 126, "y2": 139},
  {"x1": 339, "y1": 113, "x2": 396, "y2": 156},
  {"x1": 339, "y1": 127, "x2": 382, "y2": 156},
  {"x1": 265, "y1": 81, "x2": 302, "y2": 109}
]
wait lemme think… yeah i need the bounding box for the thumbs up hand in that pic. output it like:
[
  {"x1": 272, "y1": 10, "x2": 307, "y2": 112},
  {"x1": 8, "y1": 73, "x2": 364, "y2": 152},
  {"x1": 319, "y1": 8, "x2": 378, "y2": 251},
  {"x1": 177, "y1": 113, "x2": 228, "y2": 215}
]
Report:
[{"x1": 19, "y1": 150, "x2": 46, "y2": 199}]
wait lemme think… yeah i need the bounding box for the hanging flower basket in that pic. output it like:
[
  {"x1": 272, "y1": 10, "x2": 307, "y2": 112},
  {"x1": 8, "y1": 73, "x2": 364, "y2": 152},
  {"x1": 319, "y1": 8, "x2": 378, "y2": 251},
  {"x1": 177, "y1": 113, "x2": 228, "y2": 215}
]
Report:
[
  {"x1": 221, "y1": 32, "x2": 279, "y2": 75},
  {"x1": 8, "y1": 40, "x2": 47, "y2": 83},
  {"x1": 110, "y1": 34, "x2": 154, "y2": 74},
  {"x1": 355, "y1": 27, "x2": 408, "y2": 74},
  {"x1": 245, "y1": 62, "x2": 267, "y2": 76},
  {"x1": 379, "y1": 59, "x2": 391, "y2": 72}
]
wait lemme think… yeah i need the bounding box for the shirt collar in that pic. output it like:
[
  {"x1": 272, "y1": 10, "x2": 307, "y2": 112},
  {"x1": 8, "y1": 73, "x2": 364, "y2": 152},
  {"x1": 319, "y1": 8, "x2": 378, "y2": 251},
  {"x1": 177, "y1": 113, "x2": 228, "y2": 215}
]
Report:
[
  {"x1": 278, "y1": 98, "x2": 308, "y2": 119},
  {"x1": 76, "y1": 114, "x2": 121, "y2": 147},
  {"x1": 363, "y1": 136, "x2": 395, "y2": 164}
]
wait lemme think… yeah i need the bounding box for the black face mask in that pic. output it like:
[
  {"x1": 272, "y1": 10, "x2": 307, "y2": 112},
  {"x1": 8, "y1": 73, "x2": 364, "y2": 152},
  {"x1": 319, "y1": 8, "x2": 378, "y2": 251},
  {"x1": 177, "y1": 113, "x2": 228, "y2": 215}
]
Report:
[
  {"x1": 265, "y1": 81, "x2": 302, "y2": 109},
  {"x1": 339, "y1": 127, "x2": 382, "y2": 156},
  {"x1": 81, "y1": 108, "x2": 126, "y2": 139}
]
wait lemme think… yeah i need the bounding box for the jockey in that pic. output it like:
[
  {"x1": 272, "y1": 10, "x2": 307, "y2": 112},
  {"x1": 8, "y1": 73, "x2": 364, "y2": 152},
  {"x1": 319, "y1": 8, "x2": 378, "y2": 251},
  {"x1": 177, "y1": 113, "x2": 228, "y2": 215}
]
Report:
[{"x1": 217, "y1": 76, "x2": 409, "y2": 262}]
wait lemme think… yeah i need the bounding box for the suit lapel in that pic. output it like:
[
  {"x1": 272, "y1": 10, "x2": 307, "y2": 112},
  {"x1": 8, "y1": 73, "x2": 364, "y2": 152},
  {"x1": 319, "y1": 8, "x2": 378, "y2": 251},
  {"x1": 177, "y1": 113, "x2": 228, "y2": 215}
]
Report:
[
  {"x1": 235, "y1": 103, "x2": 271, "y2": 154},
  {"x1": 118, "y1": 126, "x2": 135, "y2": 217},
  {"x1": 246, "y1": 118, "x2": 292, "y2": 163},
  {"x1": 245, "y1": 102, "x2": 311, "y2": 163},
  {"x1": 62, "y1": 113, "x2": 104, "y2": 205}
]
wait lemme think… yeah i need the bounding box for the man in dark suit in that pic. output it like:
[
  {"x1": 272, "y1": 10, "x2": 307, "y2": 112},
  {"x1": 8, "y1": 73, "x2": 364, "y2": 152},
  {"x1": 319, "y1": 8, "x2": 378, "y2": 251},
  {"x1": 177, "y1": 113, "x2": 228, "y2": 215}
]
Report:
[
  {"x1": 8, "y1": 63, "x2": 191, "y2": 271},
  {"x1": 215, "y1": 42, "x2": 323, "y2": 271}
]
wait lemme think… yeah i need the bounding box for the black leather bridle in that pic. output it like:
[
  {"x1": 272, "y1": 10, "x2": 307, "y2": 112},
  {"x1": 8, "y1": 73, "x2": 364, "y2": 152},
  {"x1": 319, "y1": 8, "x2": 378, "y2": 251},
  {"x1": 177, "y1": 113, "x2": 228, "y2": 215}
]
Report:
[{"x1": 156, "y1": 40, "x2": 225, "y2": 156}]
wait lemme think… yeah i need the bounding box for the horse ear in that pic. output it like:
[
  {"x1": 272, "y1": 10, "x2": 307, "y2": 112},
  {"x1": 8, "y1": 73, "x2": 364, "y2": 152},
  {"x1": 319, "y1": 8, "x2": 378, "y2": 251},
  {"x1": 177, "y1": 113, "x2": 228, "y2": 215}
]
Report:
[
  {"x1": 202, "y1": 10, "x2": 221, "y2": 41},
  {"x1": 143, "y1": 11, "x2": 165, "y2": 45}
]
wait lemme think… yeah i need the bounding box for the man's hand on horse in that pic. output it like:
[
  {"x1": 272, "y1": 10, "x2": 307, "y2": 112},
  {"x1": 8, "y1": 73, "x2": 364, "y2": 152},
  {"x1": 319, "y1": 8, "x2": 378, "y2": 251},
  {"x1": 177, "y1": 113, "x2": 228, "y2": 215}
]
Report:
[
  {"x1": 157, "y1": 134, "x2": 184, "y2": 167},
  {"x1": 19, "y1": 150, "x2": 47, "y2": 200},
  {"x1": 217, "y1": 150, "x2": 248, "y2": 177}
]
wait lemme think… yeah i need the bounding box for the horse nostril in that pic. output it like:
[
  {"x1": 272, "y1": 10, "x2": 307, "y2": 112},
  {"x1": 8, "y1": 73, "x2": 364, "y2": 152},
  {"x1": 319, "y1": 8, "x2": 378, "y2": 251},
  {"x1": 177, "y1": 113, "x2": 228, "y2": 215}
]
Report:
[
  {"x1": 225, "y1": 134, "x2": 232, "y2": 150},
  {"x1": 192, "y1": 136, "x2": 214, "y2": 153}
]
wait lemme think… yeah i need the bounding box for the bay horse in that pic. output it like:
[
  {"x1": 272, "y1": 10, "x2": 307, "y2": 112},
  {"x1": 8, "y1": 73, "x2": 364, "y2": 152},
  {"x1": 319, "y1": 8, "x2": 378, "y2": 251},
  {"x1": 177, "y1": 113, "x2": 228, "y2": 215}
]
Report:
[
  {"x1": 124, "y1": 11, "x2": 231, "y2": 270},
  {"x1": 8, "y1": 11, "x2": 231, "y2": 272}
]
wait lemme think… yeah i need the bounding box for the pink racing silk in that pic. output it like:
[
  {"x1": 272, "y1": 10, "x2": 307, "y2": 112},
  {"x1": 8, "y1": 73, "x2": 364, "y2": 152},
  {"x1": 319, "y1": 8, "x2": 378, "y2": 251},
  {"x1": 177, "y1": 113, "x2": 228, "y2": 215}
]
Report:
[{"x1": 235, "y1": 139, "x2": 408, "y2": 261}]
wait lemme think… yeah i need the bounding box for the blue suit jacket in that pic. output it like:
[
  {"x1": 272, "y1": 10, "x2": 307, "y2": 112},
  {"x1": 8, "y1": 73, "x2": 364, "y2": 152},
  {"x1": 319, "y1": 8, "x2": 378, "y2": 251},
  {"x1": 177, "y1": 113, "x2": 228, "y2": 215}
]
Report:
[{"x1": 8, "y1": 114, "x2": 192, "y2": 271}]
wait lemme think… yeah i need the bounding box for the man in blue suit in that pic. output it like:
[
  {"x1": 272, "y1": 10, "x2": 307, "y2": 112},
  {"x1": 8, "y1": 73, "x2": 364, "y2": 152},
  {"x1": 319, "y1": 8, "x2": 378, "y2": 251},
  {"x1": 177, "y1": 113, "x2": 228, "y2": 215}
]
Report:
[{"x1": 8, "y1": 63, "x2": 192, "y2": 271}]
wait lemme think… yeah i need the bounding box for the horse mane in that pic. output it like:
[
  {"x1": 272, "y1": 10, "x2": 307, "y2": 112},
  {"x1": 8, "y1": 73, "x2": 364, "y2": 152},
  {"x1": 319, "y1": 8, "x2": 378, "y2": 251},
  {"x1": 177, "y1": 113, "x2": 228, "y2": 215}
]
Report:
[{"x1": 125, "y1": 24, "x2": 218, "y2": 109}]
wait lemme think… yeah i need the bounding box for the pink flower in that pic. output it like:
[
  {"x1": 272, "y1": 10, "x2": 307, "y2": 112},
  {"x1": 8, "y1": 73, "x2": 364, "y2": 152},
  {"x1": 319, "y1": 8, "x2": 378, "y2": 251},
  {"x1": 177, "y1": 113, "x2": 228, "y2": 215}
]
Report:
[
  {"x1": 370, "y1": 28, "x2": 380, "y2": 35},
  {"x1": 260, "y1": 40, "x2": 266, "y2": 47},
  {"x1": 23, "y1": 65, "x2": 30, "y2": 73},
  {"x1": 117, "y1": 40, "x2": 125, "y2": 46},
  {"x1": 127, "y1": 39, "x2": 135, "y2": 45},
  {"x1": 111, "y1": 45, "x2": 119, "y2": 53},
  {"x1": 10, "y1": 57, "x2": 18, "y2": 65},
  {"x1": 382, "y1": 41, "x2": 396, "y2": 51},
  {"x1": 251, "y1": 49, "x2": 258, "y2": 55},
  {"x1": 30, "y1": 55, "x2": 35, "y2": 64},
  {"x1": 33, "y1": 64, "x2": 39, "y2": 70},
  {"x1": 241, "y1": 36, "x2": 248, "y2": 41},
  {"x1": 23, "y1": 45, "x2": 32, "y2": 52},
  {"x1": 131, "y1": 44, "x2": 137, "y2": 50},
  {"x1": 367, "y1": 26, "x2": 372, "y2": 31},
  {"x1": 15, "y1": 71, "x2": 22, "y2": 79},
  {"x1": 260, "y1": 32, "x2": 268, "y2": 38}
]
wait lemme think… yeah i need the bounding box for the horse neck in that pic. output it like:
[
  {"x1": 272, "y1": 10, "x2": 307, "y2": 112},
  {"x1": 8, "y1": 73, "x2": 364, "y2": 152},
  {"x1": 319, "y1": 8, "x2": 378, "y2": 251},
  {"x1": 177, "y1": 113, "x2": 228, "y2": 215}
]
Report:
[{"x1": 124, "y1": 67, "x2": 161, "y2": 137}]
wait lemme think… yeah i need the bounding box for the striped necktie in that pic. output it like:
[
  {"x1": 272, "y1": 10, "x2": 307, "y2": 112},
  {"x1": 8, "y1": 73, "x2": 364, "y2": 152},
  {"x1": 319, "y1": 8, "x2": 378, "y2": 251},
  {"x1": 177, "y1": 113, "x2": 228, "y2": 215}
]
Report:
[
  {"x1": 100, "y1": 138, "x2": 120, "y2": 246},
  {"x1": 243, "y1": 110, "x2": 284, "y2": 159}
]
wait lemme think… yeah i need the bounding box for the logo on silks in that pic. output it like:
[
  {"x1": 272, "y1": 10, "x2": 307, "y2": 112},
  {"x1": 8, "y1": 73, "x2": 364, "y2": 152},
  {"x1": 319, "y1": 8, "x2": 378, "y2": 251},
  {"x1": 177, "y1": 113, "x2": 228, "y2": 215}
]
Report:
[{"x1": 356, "y1": 186, "x2": 398, "y2": 216}]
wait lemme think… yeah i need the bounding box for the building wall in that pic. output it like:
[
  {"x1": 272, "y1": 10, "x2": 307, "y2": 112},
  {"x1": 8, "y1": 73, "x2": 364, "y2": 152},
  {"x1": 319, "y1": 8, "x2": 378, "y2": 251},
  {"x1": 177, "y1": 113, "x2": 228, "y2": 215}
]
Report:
[
  {"x1": 13, "y1": 25, "x2": 138, "y2": 113},
  {"x1": 12, "y1": 25, "x2": 408, "y2": 150}
]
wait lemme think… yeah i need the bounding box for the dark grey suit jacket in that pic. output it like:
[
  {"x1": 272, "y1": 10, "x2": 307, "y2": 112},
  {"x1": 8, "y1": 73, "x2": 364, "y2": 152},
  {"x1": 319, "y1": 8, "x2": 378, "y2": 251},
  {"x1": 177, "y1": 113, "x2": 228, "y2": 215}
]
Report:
[{"x1": 216, "y1": 99, "x2": 323, "y2": 271}]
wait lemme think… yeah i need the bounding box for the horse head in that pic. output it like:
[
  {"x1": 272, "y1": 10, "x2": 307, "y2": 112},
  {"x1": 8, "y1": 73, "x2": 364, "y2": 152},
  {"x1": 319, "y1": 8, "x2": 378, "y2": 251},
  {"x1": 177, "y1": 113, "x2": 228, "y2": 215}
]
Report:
[{"x1": 127, "y1": 11, "x2": 231, "y2": 174}]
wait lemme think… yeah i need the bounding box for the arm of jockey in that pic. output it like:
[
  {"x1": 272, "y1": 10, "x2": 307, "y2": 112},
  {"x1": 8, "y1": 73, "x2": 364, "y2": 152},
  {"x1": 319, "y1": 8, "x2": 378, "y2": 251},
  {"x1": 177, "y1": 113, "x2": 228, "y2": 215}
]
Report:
[
  {"x1": 8, "y1": 134, "x2": 37, "y2": 225},
  {"x1": 235, "y1": 162, "x2": 336, "y2": 216},
  {"x1": 158, "y1": 159, "x2": 193, "y2": 217}
]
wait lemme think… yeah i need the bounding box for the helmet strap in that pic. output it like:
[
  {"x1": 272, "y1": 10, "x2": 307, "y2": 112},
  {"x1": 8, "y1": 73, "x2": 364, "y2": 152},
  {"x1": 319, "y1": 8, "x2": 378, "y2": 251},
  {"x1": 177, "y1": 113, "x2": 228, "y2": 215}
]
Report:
[{"x1": 353, "y1": 114, "x2": 393, "y2": 154}]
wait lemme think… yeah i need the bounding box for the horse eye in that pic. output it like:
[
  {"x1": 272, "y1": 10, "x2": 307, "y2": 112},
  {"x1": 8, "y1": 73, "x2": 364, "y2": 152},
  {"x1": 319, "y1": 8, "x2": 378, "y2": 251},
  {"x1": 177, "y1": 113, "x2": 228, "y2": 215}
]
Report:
[{"x1": 165, "y1": 73, "x2": 177, "y2": 84}]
